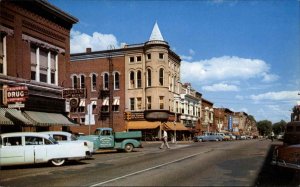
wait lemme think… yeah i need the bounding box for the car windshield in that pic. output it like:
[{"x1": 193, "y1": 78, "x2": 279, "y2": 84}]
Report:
[
  {"x1": 48, "y1": 136, "x2": 57, "y2": 144},
  {"x1": 71, "y1": 134, "x2": 78, "y2": 141}
]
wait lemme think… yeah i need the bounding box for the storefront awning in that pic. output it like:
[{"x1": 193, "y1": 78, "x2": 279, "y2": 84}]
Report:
[
  {"x1": 0, "y1": 108, "x2": 32, "y2": 125},
  {"x1": 5, "y1": 108, "x2": 32, "y2": 125},
  {"x1": 164, "y1": 122, "x2": 189, "y2": 131},
  {"x1": 127, "y1": 121, "x2": 160, "y2": 130},
  {"x1": 24, "y1": 111, "x2": 78, "y2": 126},
  {"x1": 0, "y1": 108, "x2": 14, "y2": 125}
]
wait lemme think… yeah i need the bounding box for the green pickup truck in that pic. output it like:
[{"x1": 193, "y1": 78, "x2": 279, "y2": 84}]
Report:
[{"x1": 78, "y1": 128, "x2": 142, "y2": 153}]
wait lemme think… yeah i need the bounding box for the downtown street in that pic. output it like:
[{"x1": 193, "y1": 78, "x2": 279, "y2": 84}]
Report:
[{"x1": 1, "y1": 139, "x2": 299, "y2": 187}]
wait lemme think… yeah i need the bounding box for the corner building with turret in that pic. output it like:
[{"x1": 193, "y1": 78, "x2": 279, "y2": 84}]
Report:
[{"x1": 68, "y1": 23, "x2": 192, "y2": 139}]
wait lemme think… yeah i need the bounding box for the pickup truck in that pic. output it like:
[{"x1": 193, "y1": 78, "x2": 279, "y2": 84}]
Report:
[{"x1": 78, "y1": 128, "x2": 142, "y2": 153}]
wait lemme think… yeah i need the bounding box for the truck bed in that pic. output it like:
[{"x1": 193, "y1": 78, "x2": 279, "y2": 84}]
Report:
[{"x1": 115, "y1": 131, "x2": 142, "y2": 139}]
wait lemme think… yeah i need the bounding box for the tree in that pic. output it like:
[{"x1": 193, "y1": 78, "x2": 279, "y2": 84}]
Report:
[
  {"x1": 256, "y1": 120, "x2": 272, "y2": 136},
  {"x1": 272, "y1": 120, "x2": 287, "y2": 135}
]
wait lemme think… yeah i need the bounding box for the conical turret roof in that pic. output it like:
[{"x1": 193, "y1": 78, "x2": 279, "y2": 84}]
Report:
[{"x1": 149, "y1": 22, "x2": 164, "y2": 41}]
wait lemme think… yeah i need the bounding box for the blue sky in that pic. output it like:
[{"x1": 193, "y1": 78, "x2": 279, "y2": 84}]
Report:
[{"x1": 50, "y1": 0, "x2": 300, "y2": 123}]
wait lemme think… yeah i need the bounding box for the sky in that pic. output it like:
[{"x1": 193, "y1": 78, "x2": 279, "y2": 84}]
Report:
[{"x1": 50, "y1": 0, "x2": 300, "y2": 123}]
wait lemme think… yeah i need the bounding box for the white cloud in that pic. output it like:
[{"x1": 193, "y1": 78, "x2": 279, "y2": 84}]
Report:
[
  {"x1": 181, "y1": 56, "x2": 279, "y2": 84},
  {"x1": 180, "y1": 49, "x2": 195, "y2": 61},
  {"x1": 181, "y1": 55, "x2": 193, "y2": 61},
  {"x1": 202, "y1": 83, "x2": 239, "y2": 92},
  {"x1": 235, "y1": 95, "x2": 244, "y2": 100},
  {"x1": 250, "y1": 91, "x2": 300, "y2": 102},
  {"x1": 262, "y1": 72, "x2": 279, "y2": 83},
  {"x1": 70, "y1": 30, "x2": 119, "y2": 53}
]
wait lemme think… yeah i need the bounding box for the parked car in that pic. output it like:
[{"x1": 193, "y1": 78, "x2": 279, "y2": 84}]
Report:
[
  {"x1": 39, "y1": 131, "x2": 94, "y2": 153},
  {"x1": 0, "y1": 132, "x2": 91, "y2": 167},
  {"x1": 217, "y1": 133, "x2": 230, "y2": 141},
  {"x1": 194, "y1": 132, "x2": 223, "y2": 142}
]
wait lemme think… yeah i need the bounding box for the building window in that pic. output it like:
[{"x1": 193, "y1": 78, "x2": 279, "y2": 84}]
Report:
[
  {"x1": 80, "y1": 75, "x2": 85, "y2": 88},
  {"x1": 137, "y1": 97, "x2": 142, "y2": 110},
  {"x1": 130, "y1": 98, "x2": 135, "y2": 111},
  {"x1": 112, "y1": 97, "x2": 120, "y2": 112},
  {"x1": 147, "y1": 96, "x2": 151, "y2": 110},
  {"x1": 137, "y1": 70, "x2": 142, "y2": 88},
  {"x1": 159, "y1": 68, "x2": 164, "y2": 86},
  {"x1": 130, "y1": 71, "x2": 135, "y2": 88},
  {"x1": 114, "y1": 72, "x2": 120, "y2": 90},
  {"x1": 30, "y1": 46, "x2": 37, "y2": 80},
  {"x1": 30, "y1": 45, "x2": 57, "y2": 85},
  {"x1": 91, "y1": 74, "x2": 97, "y2": 91},
  {"x1": 159, "y1": 53, "x2": 164, "y2": 60},
  {"x1": 159, "y1": 96, "x2": 164, "y2": 109},
  {"x1": 104, "y1": 73, "x2": 109, "y2": 90},
  {"x1": 0, "y1": 34, "x2": 6, "y2": 75},
  {"x1": 147, "y1": 69, "x2": 151, "y2": 87},
  {"x1": 50, "y1": 53, "x2": 57, "y2": 84},
  {"x1": 129, "y1": 56, "x2": 134, "y2": 63},
  {"x1": 39, "y1": 48, "x2": 48, "y2": 83},
  {"x1": 147, "y1": 53, "x2": 151, "y2": 60},
  {"x1": 72, "y1": 75, "x2": 78, "y2": 88},
  {"x1": 136, "y1": 56, "x2": 141, "y2": 62}
]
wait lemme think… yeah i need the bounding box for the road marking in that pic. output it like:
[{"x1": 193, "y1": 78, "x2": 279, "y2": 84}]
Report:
[{"x1": 89, "y1": 150, "x2": 210, "y2": 187}]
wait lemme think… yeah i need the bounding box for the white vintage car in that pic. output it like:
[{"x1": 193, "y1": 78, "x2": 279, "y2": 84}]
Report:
[
  {"x1": 0, "y1": 132, "x2": 91, "y2": 167},
  {"x1": 39, "y1": 131, "x2": 94, "y2": 153}
]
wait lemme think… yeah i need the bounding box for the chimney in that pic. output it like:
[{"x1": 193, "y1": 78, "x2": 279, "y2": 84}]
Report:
[{"x1": 86, "y1": 48, "x2": 92, "y2": 53}]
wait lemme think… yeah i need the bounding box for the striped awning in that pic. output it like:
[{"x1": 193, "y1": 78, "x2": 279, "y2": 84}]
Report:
[
  {"x1": 23, "y1": 111, "x2": 78, "y2": 126},
  {"x1": 0, "y1": 108, "x2": 32, "y2": 125},
  {"x1": 164, "y1": 122, "x2": 189, "y2": 131},
  {"x1": 127, "y1": 121, "x2": 160, "y2": 130},
  {"x1": 5, "y1": 108, "x2": 32, "y2": 125},
  {"x1": 0, "y1": 108, "x2": 14, "y2": 125}
]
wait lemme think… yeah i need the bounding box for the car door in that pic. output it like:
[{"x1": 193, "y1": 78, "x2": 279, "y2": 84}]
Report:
[
  {"x1": 99, "y1": 129, "x2": 114, "y2": 148},
  {"x1": 0, "y1": 136, "x2": 25, "y2": 166},
  {"x1": 24, "y1": 136, "x2": 47, "y2": 164}
]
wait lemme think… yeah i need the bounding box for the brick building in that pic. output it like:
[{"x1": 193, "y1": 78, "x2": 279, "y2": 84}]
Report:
[
  {"x1": 200, "y1": 98, "x2": 214, "y2": 134},
  {"x1": 0, "y1": 0, "x2": 78, "y2": 133},
  {"x1": 67, "y1": 23, "x2": 191, "y2": 139}
]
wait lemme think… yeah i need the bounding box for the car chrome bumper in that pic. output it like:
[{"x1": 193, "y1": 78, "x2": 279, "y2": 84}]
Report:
[{"x1": 271, "y1": 160, "x2": 300, "y2": 170}]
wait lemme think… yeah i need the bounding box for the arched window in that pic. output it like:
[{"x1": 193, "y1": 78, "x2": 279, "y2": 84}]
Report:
[
  {"x1": 80, "y1": 75, "x2": 85, "y2": 88},
  {"x1": 91, "y1": 74, "x2": 97, "y2": 91},
  {"x1": 103, "y1": 73, "x2": 109, "y2": 90},
  {"x1": 114, "y1": 72, "x2": 120, "y2": 90},
  {"x1": 137, "y1": 70, "x2": 142, "y2": 88},
  {"x1": 72, "y1": 75, "x2": 78, "y2": 88},
  {"x1": 130, "y1": 71, "x2": 135, "y2": 88},
  {"x1": 147, "y1": 69, "x2": 151, "y2": 87},
  {"x1": 159, "y1": 68, "x2": 164, "y2": 86}
]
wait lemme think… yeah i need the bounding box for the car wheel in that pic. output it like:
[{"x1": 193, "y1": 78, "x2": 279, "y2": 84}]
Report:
[
  {"x1": 199, "y1": 139, "x2": 203, "y2": 142},
  {"x1": 124, "y1": 143, "x2": 134, "y2": 153},
  {"x1": 51, "y1": 158, "x2": 65, "y2": 166}
]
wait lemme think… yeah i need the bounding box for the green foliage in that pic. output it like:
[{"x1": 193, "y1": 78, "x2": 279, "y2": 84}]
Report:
[
  {"x1": 272, "y1": 120, "x2": 287, "y2": 135},
  {"x1": 256, "y1": 120, "x2": 272, "y2": 136},
  {"x1": 248, "y1": 115, "x2": 256, "y2": 123}
]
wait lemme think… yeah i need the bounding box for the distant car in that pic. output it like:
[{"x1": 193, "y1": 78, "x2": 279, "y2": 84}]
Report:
[
  {"x1": 236, "y1": 135, "x2": 246, "y2": 140},
  {"x1": 194, "y1": 132, "x2": 223, "y2": 142},
  {"x1": 276, "y1": 133, "x2": 284, "y2": 140},
  {"x1": 0, "y1": 132, "x2": 91, "y2": 167},
  {"x1": 39, "y1": 131, "x2": 94, "y2": 153},
  {"x1": 217, "y1": 133, "x2": 230, "y2": 141}
]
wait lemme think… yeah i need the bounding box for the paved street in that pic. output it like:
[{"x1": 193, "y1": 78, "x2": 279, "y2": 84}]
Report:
[{"x1": 1, "y1": 139, "x2": 299, "y2": 186}]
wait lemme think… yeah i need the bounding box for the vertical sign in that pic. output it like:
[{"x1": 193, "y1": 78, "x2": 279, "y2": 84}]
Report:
[{"x1": 228, "y1": 115, "x2": 233, "y2": 131}]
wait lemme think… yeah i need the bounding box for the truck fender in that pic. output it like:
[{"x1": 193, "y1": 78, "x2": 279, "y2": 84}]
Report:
[{"x1": 121, "y1": 139, "x2": 141, "y2": 149}]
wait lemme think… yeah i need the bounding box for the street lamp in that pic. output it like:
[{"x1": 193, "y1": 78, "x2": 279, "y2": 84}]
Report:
[{"x1": 174, "y1": 113, "x2": 177, "y2": 144}]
